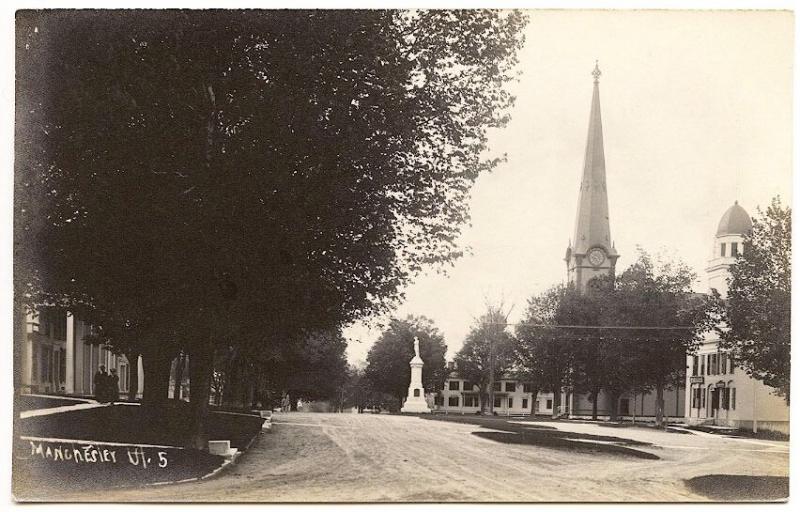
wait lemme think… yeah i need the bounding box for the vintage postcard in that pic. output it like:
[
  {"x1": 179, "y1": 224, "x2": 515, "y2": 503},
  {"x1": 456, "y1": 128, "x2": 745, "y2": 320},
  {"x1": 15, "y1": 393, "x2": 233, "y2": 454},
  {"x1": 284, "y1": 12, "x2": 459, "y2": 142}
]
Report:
[{"x1": 11, "y1": 7, "x2": 792, "y2": 504}]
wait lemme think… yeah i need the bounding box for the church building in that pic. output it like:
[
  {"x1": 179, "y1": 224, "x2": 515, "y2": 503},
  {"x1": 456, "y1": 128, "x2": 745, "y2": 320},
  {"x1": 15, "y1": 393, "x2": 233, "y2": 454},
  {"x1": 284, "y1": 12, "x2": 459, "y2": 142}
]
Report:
[
  {"x1": 562, "y1": 63, "x2": 683, "y2": 420},
  {"x1": 564, "y1": 62, "x2": 619, "y2": 293}
]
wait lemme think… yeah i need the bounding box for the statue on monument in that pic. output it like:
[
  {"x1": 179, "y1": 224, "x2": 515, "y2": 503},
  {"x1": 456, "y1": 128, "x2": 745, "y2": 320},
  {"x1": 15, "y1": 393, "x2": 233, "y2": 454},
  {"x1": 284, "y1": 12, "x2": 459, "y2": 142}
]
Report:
[{"x1": 401, "y1": 336, "x2": 431, "y2": 413}]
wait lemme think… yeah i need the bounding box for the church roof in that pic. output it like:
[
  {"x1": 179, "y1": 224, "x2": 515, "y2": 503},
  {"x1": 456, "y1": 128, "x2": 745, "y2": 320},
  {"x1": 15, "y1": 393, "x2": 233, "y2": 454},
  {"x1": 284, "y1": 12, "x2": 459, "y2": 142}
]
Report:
[
  {"x1": 716, "y1": 201, "x2": 753, "y2": 236},
  {"x1": 571, "y1": 62, "x2": 617, "y2": 256}
]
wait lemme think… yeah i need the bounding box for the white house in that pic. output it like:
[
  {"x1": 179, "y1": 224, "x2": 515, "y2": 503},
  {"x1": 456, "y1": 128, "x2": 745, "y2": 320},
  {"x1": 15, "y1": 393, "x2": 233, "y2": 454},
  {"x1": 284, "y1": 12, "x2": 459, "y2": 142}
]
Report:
[
  {"x1": 432, "y1": 364, "x2": 557, "y2": 416},
  {"x1": 18, "y1": 306, "x2": 144, "y2": 398},
  {"x1": 684, "y1": 202, "x2": 789, "y2": 434}
]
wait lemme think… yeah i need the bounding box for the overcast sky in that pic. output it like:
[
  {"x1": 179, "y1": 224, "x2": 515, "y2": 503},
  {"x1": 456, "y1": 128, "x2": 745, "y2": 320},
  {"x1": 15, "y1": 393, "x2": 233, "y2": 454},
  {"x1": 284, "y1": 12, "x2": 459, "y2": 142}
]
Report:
[{"x1": 343, "y1": 10, "x2": 793, "y2": 365}]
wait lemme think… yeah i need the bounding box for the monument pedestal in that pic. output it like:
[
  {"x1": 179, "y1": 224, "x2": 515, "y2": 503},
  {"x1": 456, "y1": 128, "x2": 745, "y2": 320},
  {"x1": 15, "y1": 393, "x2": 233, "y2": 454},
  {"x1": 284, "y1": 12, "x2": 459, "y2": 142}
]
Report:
[{"x1": 401, "y1": 349, "x2": 431, "y2": 414}]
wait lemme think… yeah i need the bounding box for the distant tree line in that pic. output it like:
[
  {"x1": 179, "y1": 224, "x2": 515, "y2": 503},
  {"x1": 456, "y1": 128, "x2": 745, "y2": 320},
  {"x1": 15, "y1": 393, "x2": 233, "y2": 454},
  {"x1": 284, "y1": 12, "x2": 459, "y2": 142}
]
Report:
[{"x1": 356, "y1": 207, "x2": 790, "y2": 421}]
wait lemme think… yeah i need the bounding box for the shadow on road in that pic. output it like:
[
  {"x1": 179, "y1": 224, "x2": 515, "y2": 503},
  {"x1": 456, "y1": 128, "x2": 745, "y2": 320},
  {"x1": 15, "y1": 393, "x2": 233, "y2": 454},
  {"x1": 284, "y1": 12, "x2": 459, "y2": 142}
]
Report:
[
  {"x1": 420, "y1": 415, "x2": 660, "y2": 460},
  {"x1": 684, "y1": 475, "x2": 789, "y2": 501}
]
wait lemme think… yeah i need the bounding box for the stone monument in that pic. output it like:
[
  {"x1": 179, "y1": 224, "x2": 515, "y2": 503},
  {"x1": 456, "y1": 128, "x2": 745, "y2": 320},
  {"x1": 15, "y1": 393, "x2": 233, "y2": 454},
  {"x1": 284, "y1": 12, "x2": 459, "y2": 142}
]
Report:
[{"x1": 400, "y1": 337, "x2": 431, "y2": 413}]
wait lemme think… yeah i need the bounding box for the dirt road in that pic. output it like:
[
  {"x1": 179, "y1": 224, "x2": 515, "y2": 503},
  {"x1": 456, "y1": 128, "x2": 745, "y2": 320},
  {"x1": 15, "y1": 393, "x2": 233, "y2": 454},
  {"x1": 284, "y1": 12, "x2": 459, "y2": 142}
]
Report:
[{"x1": 55, "y1": 412, "x2": 789, "y2": 502}]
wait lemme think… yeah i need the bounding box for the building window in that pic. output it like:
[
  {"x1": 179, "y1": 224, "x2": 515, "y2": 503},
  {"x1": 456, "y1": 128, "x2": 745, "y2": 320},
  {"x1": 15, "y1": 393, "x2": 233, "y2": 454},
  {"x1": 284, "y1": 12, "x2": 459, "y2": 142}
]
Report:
[
  {"x1": 619, "y1": 398, "x2": 630, "y2": 415},
  {"x1": 701, "y1": 355, "x2": 705, "y2": 375},
  {"x1": 731, "y1": 388, "x2": 736, "y2": 410},
  {"x1": 493, "y1": 382, "x2": 501, "y2": 392},
  {"x1": 464, "y1": 395, "x2": 478, "y2": 407},
  {"x1": 523, "y1": 383, "x2": 532, "y2": 393},
  {"x1": 31, "y1": 344, "x2": 38, "y2": 381},
  {"x1": 692, "y1": 388, "x2": 701, "y2": 408},
  {"x1": 692, "y1": 356, "x2": 698, "y2": 376},
  {"x1": 710, "y1": 354, "x2": 717, "y2": 375},
  {"x1": 119, "y1": 363, "x2": 128, "y2": 392},
  {"x1": 522, "y1": 398, "x2": 528, "y2": 409},
  {"x1": 44, "y1": 346, "x2": 54, "y2": 384},
  {"x1": 546, "y1": 399, "x2": 553, "y2": 409},
  {"x1": 435, "y1": 395, "x2": 444, "y2": 406},
  {"x1": 448, "y1": 396, "x2": 459, "y2": 407},
  {"x1": 730, "y1": 358, "x2": 735, "y2": 374},
  {"x1": 494, "y1": 397, "x2": 502, "y2": 408},
  {"x1": 535, "y1": 400, "x2": 540, "y2": 412},
  {"x1": 505, "y1": 382, "x2": 516, "y2": 392},
  {"x1": 508, "y1": 398, "x2": 514, "y2": 408},
  {"x1": 449, "y1": 380, "x2": 460, "y2": 391},
  {"x1": 720, "y1": 243, "x2": 726, "y2": 257},
  {"x1": 731, "y1": 242, "x2": 739, "y2": 257},
  {"x1": 463, "y1": 381, "x2": 474, "y2": 391},
  {"x1": 721, "y1": 388, "x2": 730, "y2": 410},
  {"x1": 720, "y1": 353, "x2": 727, "y2": 374}
]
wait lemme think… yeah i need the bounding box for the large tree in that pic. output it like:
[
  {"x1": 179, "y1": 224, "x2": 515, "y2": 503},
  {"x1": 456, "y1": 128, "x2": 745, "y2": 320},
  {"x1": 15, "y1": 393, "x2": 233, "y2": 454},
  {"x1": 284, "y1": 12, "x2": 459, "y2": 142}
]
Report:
[
  {"x1": 364, "y1": 316, "x2": 448, "y2": 408},
  {"x1": 514, "y1": 285, "x2": 575, "y2": 418},
  {"x1": 15, "y1": 10, "x2": 527, "y2": 447},
  {"x1": 610, "y1": 251, "x2": 715, "y2": 424},
  {"x1": 719, "y1": 197, "x2": 791, "y2": 403},
  {"x1": 515, "y1": 251, "x2": 716, "y2": 424},
  {"x1": 454, "y1": 305, "x2": 516, "y2": 414}
]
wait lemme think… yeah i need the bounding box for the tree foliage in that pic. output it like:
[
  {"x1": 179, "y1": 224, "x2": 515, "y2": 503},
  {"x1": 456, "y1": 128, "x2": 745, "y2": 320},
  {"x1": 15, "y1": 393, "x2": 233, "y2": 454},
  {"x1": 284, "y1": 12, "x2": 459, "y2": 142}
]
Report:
[
  {"x1": 454, "y1": 304, "x2": 515, "y2": 412},
  {"x1": 514, "y1": 250, "x2": 717, "y2": 422},
  {"x1": 514, "y1": 285, "x2": 574, "y2": 417},
  {"x1": 14, "y1": 10, "x2": 527, "y2": 444},
  {"x1": 364, "y1": 316, "x2": 448, "y2": 406},
  {"x1": 719, "y1": 197, "x2": 791, "y2": 402}
]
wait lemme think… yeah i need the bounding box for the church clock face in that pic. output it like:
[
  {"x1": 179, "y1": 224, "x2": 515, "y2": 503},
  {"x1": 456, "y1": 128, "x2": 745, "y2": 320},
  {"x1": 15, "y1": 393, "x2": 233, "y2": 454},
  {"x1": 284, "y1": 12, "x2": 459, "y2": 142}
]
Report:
[{"x1": 588, "y1": 248, "x2": 605, "y2": 267}]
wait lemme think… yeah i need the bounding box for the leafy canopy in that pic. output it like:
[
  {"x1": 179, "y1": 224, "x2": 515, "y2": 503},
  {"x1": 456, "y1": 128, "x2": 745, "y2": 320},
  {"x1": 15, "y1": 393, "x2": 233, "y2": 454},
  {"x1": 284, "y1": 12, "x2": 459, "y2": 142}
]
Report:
[
  {"x1": 364, "y1": 316, "x2": 448, "y2": 402},
  {"x1": 719, "y1": 197, "x2": 791, "y2": 402},
  {"x1": 15, "y1": 10, "x2": 528, "y2": 363}
]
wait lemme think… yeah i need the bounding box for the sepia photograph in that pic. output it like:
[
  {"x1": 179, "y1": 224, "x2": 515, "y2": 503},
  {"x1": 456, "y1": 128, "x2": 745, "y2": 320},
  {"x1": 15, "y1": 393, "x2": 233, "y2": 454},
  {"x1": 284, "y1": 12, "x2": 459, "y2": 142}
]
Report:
[{"x1": 9, "y1": 3, "x2": 793, "y2": 504}]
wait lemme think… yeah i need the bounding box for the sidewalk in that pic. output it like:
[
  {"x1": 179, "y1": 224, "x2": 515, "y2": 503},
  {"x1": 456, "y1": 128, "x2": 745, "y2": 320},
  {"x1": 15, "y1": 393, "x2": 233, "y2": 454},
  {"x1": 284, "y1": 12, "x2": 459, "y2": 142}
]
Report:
[{"x1": 13, "y1": 394, "x2": 266, "y2": 500}]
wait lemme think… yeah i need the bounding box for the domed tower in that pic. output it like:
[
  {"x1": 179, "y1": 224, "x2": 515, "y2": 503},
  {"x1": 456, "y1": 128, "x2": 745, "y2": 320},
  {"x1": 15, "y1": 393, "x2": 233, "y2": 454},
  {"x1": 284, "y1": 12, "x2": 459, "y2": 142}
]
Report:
[{"x1": 706, "y1": 201, "x2": 753, "y2": 298}]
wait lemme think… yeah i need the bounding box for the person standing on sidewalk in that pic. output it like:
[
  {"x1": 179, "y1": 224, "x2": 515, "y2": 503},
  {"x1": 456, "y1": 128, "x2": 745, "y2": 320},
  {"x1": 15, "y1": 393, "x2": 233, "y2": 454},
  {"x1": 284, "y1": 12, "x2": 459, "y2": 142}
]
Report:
[
  {"x1": 108, "y1": 368, "x2": 120, "y2": 403},
  {"x1": 94, "y1": 365, "x2": 108, "y2": 403}
]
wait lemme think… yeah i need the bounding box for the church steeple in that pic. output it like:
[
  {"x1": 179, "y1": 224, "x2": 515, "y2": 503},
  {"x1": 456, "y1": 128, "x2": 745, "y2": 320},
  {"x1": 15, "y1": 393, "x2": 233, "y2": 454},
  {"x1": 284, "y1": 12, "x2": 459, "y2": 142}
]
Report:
[{"x1": 565, "y1": 62, "x2": 619, "y2": 293}]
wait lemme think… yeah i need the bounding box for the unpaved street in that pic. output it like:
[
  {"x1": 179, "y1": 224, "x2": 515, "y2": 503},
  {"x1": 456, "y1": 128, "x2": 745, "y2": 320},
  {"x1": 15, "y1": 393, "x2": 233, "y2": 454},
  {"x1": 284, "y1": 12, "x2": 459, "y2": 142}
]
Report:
[{"x1": 60, "y1": 412, "x2": 788, "y2": 502}]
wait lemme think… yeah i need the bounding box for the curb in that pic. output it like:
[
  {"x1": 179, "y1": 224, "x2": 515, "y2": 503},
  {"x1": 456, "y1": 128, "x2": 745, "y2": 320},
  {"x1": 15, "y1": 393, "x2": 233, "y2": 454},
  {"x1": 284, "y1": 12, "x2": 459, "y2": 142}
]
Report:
[{"x1": 147, "y1": 418, "x2": 267, "y2": 488}]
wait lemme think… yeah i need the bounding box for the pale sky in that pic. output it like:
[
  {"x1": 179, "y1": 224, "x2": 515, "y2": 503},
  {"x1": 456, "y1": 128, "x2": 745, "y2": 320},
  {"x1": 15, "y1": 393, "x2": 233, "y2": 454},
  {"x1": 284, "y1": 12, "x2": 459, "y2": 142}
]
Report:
[{"x1": 344, "y1": 10, "x2": 794, "y2": 364}]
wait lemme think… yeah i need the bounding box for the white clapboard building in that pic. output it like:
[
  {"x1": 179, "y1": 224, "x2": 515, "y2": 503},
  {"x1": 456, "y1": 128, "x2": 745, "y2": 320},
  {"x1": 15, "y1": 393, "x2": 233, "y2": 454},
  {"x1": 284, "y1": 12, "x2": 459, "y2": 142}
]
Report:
[
  {"x1": 18, "y1": 307, "x2": 144, "y2": 398},
  {"x1": 684, "y1": 202, "x2": 789, "y2": 434},
  {"x1": 432, "y1": 363, "x2": 558, "y2": 416}
]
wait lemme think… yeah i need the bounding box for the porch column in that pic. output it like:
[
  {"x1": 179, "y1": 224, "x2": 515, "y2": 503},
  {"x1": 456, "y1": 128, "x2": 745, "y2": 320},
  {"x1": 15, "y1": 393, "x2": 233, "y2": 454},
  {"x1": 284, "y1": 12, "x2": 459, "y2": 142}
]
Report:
[
  {"x1": 137, "y1": 355, "x2": 145, "y2": 399},
  {"x1": 65, "y1": 313, "x2": 75, "y2": 394},
  {"x1": 22, "y1": 311, "x2": 36, "y2": 390}
]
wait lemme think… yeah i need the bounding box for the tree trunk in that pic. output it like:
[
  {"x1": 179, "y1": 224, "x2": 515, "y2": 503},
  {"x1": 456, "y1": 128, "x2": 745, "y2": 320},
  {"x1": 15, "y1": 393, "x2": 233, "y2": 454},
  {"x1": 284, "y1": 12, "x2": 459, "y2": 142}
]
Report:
[
  {"x1": 609, "y1": 391, "x2": 620, "y2": 422},
  {"x1": 551, "y1": 381, "x2": 562, "y2": 419},
  {"x1": 591, "y1": 387, "x2": 600, "y2": 420},
  {"x1": 530, "y1": 389, "x2": 539, "y2": 416},
  {"x1": 141, "y1": 343, "x2": 174, "y2": 409},
  {"x1": 222, "y1": 362, "x2": 237, "y2": 407},
  {"x1": 246, "y1": 379, "x2": 255, "y2": 409},
  {"x1": 655, "y1": 384, "x2": 665, "y2": 428},
  {"x1": 186, "y1": 338, "x2": 214, "y2": 450}
]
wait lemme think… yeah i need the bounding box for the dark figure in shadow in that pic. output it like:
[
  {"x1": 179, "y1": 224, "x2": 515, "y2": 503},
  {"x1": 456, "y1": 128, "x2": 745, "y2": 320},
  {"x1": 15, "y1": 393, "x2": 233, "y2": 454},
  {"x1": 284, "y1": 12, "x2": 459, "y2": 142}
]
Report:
[
  {"x1": 93, "y1": 365, "x2": 108, "y2": 403},
  {"x1": 108, "y1": 368, "x2": 120, "y2": 403}
]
